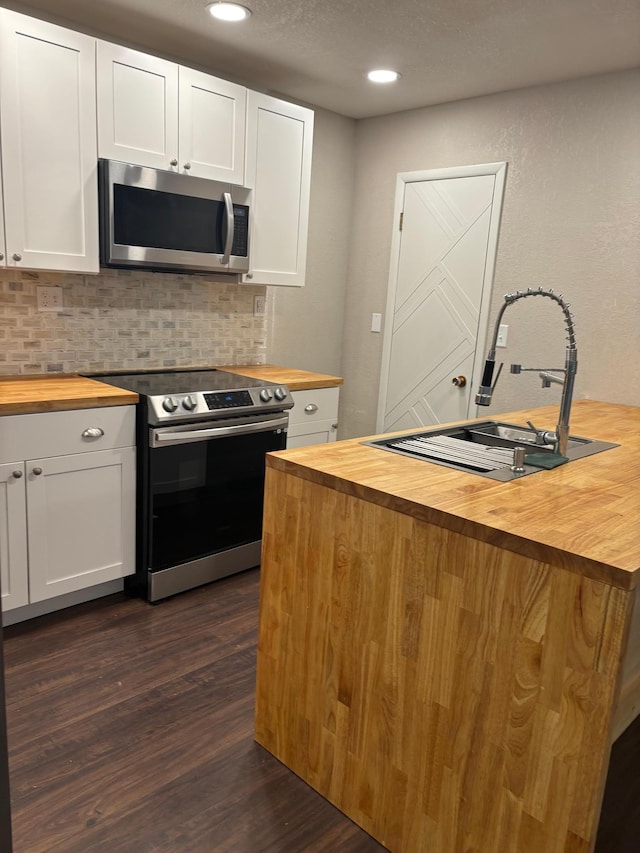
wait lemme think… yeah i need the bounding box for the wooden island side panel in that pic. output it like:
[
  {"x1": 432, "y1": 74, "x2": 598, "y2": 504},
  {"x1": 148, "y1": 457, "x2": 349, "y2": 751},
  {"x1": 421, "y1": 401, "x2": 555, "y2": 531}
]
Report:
[{"x1": 255, "y1": 467, "x2": 633, "y2": 853}]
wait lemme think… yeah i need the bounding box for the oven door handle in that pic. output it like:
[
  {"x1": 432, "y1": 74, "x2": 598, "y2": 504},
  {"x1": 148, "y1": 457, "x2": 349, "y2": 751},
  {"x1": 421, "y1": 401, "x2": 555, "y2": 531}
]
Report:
[{"x1": 151, "y1": 415, "x2": 289, "y2": 447}]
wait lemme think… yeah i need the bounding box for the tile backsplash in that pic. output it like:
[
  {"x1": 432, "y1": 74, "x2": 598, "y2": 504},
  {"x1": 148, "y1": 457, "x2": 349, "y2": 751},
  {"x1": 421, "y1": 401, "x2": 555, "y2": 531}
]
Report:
[{"x1": 0, "y1": 268, "x2": 268, "y2": 374}]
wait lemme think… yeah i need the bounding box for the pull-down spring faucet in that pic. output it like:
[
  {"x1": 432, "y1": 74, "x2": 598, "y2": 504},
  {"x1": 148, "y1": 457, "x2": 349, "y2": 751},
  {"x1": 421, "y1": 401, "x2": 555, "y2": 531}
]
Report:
[{"x1": 475, "y1": 288, "x2": 578, "y2": 456}]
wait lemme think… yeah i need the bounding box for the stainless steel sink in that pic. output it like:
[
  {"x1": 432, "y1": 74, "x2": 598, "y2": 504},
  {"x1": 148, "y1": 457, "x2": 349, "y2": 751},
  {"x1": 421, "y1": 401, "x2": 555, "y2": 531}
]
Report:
[{"x1": 364, "y1": 420, "x2": 618, "y2": 481}]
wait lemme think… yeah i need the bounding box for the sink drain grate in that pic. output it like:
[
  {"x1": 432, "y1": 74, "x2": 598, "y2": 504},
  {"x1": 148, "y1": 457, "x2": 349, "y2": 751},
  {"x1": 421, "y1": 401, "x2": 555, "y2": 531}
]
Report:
[{"x1": 389, "y1": 434, "x2": 515, "y2": 472}]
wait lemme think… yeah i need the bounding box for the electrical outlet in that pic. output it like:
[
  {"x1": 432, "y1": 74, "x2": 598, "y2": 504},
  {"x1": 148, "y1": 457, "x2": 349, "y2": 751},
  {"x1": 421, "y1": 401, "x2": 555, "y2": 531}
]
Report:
[
  {"x1": 496, "y1": 323, "x2": 509, "y2": 348},
  {"x1": 253, "y1": 295, "x2": 266, "y2": 316},
  {"x1": 37, "y1": 286, "x2": 64, "y2": 312}
]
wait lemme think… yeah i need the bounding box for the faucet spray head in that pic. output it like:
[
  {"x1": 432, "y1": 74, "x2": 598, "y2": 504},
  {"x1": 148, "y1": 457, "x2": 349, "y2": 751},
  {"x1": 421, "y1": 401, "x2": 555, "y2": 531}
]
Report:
[{"x1": 475, "y1": 359, "x2": 503, "y2": 406}]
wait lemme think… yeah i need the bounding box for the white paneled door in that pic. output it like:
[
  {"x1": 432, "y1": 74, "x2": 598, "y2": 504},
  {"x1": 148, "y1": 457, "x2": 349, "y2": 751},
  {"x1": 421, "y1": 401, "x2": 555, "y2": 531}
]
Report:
[{"x1": 378, "y1": 163, "x2": 507, "y2": 433}]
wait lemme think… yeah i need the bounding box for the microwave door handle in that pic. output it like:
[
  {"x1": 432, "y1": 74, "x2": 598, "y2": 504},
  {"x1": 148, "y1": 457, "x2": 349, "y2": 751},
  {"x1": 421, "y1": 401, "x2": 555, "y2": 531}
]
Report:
[{"x1": 221, "y1": 192, "x2": 234, "y2": 264}]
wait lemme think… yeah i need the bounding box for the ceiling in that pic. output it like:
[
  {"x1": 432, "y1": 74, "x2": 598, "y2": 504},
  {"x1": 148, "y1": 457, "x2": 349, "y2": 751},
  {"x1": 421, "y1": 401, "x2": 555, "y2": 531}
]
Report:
[{"x1": 7, "y1": 0, "x2": 640, "y2": 118}]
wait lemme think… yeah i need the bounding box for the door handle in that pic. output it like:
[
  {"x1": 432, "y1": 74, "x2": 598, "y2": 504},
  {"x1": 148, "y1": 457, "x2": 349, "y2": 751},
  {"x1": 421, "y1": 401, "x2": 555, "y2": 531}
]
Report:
[{"x1": 451, "y1": 375, "x2": 467, "y2": 387}]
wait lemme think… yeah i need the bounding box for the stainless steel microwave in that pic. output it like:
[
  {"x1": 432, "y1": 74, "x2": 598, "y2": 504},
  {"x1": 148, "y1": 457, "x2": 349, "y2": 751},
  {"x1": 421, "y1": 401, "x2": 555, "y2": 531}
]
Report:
[{"x1": 98, "y1": 159, "x2": 251, "y2": 275}]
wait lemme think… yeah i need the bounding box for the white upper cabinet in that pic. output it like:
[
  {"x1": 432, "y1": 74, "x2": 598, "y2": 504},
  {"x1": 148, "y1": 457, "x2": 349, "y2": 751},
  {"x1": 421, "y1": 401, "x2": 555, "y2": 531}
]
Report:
[
  {"x1": 178, "y1": 67, "x2": 246, "y2": 184},
  {"x1": 243, "y1": 92, "x2": 314, "y2": 287},
  {"x1": 97, "y1": 42, "x2": 246, "y2": 184},
  {"x1": 0, "y1": 10, "x2": 99, "y2": 273},
  {"x1": 96, "y1": 42, "x2": 179, "y2": 171},
  {"x1": 0, "y1": 157, "x2": 5, "y2": 265}
]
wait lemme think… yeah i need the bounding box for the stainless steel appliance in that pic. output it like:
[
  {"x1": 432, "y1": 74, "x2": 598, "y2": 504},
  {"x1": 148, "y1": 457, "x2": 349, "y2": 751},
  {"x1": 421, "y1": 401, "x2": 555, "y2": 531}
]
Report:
[
  {"x1": 98, "y1": 160, "x2": 251, "y2": 275},
  {"x1": 89, "y1": 369, "x2": 292, "y2": 602}
]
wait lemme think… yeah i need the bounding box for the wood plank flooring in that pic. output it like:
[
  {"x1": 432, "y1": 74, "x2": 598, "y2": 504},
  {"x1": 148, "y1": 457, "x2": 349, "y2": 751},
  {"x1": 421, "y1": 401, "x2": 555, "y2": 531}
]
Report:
[
  {"x1": 2, "y1": 569, "x2": 385, "y2": 853},
  {"x1": 3, "y1": 567, "x2": 640, "y2": 852}
]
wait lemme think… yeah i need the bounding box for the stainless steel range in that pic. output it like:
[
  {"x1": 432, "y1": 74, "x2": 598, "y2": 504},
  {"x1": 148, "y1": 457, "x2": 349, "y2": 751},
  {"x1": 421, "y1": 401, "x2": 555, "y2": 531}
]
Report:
[{"x1": 89, "y1": 369, "x2": 293, "y2": 602}]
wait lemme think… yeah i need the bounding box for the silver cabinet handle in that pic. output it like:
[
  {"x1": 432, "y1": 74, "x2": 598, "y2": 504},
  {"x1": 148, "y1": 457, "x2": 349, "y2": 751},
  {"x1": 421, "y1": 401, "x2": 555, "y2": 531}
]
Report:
[
  {"x1": 0, "y1": 252, "x2": 4, "y2": 261},
  {"x1": 304, "y1": 403, "x2": 318, "y2": 414},
  {"x1": 183, "y1": 162, "x2": 191, "y2": 170},
  {"x1": 12, "y1": 253, "x2": 22, "y2": 262},
  {"x1": 12, "y1": 470, "x2": 23, "y2": 478},
  {"x1": 170, "y1": 158, "x2": 178, "y2": 166},
  {"x1": 331, "y1": 423, "x2": 338, "y2": 430},
  {"x1": 82, "y1": 427, "x2": 105, "y2": 438},
  {"x1": 32, "y1": 467, "x2": 43, "y2": 476}
]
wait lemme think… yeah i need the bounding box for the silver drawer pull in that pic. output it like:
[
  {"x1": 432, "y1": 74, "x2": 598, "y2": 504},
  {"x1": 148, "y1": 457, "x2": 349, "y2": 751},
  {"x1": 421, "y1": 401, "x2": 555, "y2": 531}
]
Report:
[
  {"x1": 304, "y1": 403, "x2": 318, "y2": 414},
  {"x1": 32, "y1": 467, "x2": 43, "y2": 476},
  {"x1": 82, "y1": 427, "x2": 105, "y2": 439},
  {"x1": 12, "y1": 470, "x2": 23, "y2": 479}
]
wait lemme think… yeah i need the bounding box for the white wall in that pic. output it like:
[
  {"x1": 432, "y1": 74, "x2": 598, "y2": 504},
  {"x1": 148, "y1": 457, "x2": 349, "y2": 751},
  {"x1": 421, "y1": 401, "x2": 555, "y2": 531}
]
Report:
[
  {"x1": 340, "y1": 69, "x2": 640, "y2": 438},
  {"x1": 266, "y1": 108, "x2": 356, "y2": 377}
]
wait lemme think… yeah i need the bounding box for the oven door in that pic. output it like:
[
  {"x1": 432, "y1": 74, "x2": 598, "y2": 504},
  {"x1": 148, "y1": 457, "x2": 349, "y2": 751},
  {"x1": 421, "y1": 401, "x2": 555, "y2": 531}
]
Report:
[{"x1": 146, "y1": 413, "x2": 288, "y2": 575}]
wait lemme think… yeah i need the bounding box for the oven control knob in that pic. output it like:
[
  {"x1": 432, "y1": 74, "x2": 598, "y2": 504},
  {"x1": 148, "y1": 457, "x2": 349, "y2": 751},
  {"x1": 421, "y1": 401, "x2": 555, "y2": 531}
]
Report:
[
  {"x1": 162, "y1": 396, "x2": 179, "y2": 413},
  {"x1": 259, "y1": 389, "x2": 273, "y2": 402},
  {"x1": 182, "y1": 395, "x2": 197, "y2": 411},
  {"x1": 274, "y1": 387, "x2": 287, "y2": 401}
]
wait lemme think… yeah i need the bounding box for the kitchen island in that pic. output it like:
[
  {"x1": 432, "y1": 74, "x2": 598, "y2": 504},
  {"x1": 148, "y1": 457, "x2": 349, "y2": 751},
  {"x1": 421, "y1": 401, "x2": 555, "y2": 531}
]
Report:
[{"x1": 254, "y1": 400, "x2": 640, "y2": 853}]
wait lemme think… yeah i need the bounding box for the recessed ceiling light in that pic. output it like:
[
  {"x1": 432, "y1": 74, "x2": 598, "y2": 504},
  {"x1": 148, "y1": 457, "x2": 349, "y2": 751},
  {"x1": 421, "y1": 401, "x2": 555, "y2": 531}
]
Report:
[
  {"x1": 207, "y1": 2, "x2": 252, "y2": 22},
  {"x1": 367, "y1": 69, "x2": 401, "y2": 84}
]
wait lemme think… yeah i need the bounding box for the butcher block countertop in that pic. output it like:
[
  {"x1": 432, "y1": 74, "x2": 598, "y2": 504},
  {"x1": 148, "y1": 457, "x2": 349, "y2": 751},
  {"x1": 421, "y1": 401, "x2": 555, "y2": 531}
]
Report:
[
  {"x1": 0, "y1": 365, "x2": 338, "y2": 415},
  {"x1": 0, "y1": 375, "x2": 138, "y2": 415},
  {"x1": 256, "y1": 398, "x2": 640, "y2": 852},
  {"x1": 216, "y1": 364, "x2": 342, "y2": 391},
  {"x1": 266, "y1": 399, "x2": 640, "y2": 589}
]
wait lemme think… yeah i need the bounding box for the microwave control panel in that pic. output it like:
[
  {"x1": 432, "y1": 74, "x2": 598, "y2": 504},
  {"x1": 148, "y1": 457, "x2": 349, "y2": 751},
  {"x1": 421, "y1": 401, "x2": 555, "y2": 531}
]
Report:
[{"x1": 232, "y1": 205, "x2": 249, "y2": 257}]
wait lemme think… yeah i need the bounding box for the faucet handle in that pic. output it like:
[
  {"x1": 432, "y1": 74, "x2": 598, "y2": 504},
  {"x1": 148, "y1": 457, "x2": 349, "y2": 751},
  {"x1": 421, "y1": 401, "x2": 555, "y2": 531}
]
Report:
[{"x1": 527, "y1": 420, "x2": 557, "y2": 447}]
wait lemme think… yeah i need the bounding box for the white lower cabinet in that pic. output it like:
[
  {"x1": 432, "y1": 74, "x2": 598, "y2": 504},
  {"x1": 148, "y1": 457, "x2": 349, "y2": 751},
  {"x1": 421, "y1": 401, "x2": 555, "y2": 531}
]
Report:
[
  {"x1": 287, "y1": 387, "x2": 339, "y2": 448},
  {"x1": 0, "y1": 406, "x2": 136, "y2": 613},
  {"x1": 0, "y1": 460, "x2": 29, "y2": 611}
]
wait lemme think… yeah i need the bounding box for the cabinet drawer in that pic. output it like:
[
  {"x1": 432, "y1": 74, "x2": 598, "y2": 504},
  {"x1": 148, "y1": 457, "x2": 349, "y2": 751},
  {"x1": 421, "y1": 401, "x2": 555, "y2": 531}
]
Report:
[
  {"x1": 0, "y1": 406, "x2": 136, "y2": 463},
  {"x1": 288, "y1": 387, "x2": 339, "y2": 427}
]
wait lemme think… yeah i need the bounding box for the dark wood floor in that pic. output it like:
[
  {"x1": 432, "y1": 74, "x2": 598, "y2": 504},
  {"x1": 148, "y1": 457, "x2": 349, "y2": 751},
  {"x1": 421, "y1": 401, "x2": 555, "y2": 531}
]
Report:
[
  {"x1": 3, "y1": 567, "x2": 640, "y2": 853},
  {"x1": 2, "y1": 569, "x2": 386, "y2": 853}
]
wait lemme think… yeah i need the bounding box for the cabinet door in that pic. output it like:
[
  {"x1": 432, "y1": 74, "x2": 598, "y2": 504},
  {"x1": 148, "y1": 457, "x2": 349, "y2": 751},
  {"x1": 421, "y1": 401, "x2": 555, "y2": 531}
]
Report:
[
  {"x1": 287, "y1": 388, "x2": 339, "y2": 448},
  {"x1": 287, "y1": 420, "x2": 338, "y2": 449},
  {"x1": 0, "y1": 155, "x2": 5, "y2": 266},
  {"x1": 0, "y1": 462, "x2": 29, "y2": 612},
  {"x1": 96, "y1": 41, "x2": 179, "y2": 170},
  {"x1": 178, "y1": 67, "x2": 246, "y2": 183},
  {"x1": 0, "y1": 10, "x2": 98, "y2": 273},
  {"x1": 26, "y1": 447, "x2": 135, "y2": 603},
  {"x1": 243, "y1": 92, "x2": 314, "y2": 287}
]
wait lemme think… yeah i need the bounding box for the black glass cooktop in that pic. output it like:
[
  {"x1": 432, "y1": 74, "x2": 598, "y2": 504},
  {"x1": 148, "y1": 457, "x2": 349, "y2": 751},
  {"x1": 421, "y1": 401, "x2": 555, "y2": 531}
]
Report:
[{"x1": 86, "y1": 369, "x2": 272, "y2": 397}]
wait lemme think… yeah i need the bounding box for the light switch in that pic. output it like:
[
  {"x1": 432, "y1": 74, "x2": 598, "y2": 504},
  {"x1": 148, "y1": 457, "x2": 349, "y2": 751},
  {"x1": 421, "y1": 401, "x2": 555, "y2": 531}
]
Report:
[
  {"x1": 497, "y1": 324, "x2": 509, "y2": 347},
  {"x1": 371, "y1": 313, "x2": 382, "y2": 333}
]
